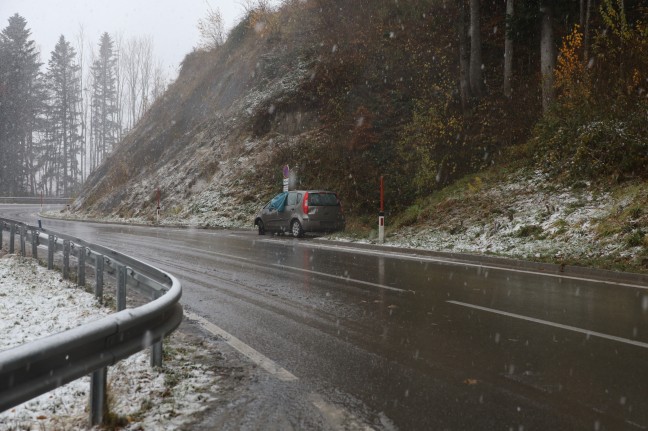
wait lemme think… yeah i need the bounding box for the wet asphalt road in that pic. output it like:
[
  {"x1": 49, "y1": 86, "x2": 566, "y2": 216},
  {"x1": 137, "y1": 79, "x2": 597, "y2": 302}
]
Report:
[{"x1": 2, "y1": 205, "x2": 648, "y2": 430}]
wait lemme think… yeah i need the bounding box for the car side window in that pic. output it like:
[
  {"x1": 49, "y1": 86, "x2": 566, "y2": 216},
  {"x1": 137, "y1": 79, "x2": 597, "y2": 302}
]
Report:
[
  {"x1": 297, "y1": 193, "x2": 302, "y2": 204},
  {"x1": 287, "y1": 192, "x2": 297, "y2": 206}
]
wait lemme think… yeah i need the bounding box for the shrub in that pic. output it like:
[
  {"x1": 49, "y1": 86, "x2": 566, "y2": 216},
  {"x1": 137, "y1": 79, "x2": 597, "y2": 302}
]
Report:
[
  {"x1": 516, "y1": 224, "x2": 544, "y2": 238},
  {"x1": 627, "y1": 230, "x2": 646, "y2": 247},
  {"x1": 532, "y1": 5, "x2": 648, "y2": 182}
]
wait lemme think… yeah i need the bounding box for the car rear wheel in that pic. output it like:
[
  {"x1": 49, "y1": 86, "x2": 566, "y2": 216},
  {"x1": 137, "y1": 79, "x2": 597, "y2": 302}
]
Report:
[
  {"x1": 257, "y1": 220, "x2": 265, "y2": 235},
  {"x1": 291, "y1": 220, "x2": 304, "y2": 238}
]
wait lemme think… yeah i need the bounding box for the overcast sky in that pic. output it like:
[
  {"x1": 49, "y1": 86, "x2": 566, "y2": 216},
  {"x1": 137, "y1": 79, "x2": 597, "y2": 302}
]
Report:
[{"x1": 0, "y1": 0, "x2": 279, "y2": 76}]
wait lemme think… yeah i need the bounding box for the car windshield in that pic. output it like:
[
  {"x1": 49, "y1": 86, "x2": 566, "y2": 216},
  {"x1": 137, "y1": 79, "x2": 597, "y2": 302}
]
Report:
[{"x1": 308, "y1": 193, "x2": 338, "y2": 206}]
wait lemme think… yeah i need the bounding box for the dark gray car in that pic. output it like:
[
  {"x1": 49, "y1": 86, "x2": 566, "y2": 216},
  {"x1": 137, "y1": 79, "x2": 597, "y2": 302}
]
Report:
[{"x1": 254, "y1": 190, "x2": 345, "y2": 237}]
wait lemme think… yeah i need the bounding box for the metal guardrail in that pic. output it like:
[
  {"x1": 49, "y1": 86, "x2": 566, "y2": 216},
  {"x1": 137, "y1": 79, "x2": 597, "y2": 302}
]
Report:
[
  {"x1": 0, "y1": 197, "x2": 70, "y2": 204},
  {"x1": 0, "y1": 217, "x2": 183, "y2": 425}
]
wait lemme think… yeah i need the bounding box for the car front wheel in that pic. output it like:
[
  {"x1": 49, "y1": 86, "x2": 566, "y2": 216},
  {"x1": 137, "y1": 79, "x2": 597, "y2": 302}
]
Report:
[
  {"x1": 291, "y1": 220, "x2": 304, "y2": 238},
  {"x1": 257, "y1": 220, "x2": 265, "y2": 235}
]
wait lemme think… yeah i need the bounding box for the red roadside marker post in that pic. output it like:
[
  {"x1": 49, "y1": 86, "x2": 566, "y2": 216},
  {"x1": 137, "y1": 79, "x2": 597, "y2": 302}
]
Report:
[{"x1": 378, "y1": 176, "x2": 385, "y2": 244}]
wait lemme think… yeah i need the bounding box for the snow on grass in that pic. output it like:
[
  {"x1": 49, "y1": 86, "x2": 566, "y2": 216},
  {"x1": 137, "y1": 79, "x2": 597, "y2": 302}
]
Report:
[
  {"x1": 330, "y1": 169, "x2": 646, "y2": 268},
  {"x1": 0, "y1": 255, "x2": 219, "y2": 430},
  {"x1": 386, "y1": 173, "x2": 611, "y2": 260}
]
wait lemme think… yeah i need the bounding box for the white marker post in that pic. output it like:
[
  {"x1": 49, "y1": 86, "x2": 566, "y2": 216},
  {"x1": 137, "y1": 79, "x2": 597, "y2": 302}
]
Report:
[
  {"x1": 378, "y1": 176, "x2": 385, "y2": 244},
  {"x1": 283, "y1": 165, "x2": 290, "y2": 192}
]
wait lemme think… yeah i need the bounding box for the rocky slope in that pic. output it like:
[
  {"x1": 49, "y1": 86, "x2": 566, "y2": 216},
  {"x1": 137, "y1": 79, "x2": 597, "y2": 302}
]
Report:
[{"x1": 75, "y1": 13, "x2": 318, "y2": 227}]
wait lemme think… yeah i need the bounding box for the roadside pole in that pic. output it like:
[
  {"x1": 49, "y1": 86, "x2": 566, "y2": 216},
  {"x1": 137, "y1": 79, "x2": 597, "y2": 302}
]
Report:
[
  {"x1": 378, "y1": 176, "x2": 385, "y2": 244},
  {"x1": 156, "y1": 188, "x2": 161, "y2": 224},
  {"x1": 283, "y1": 165, "x2": 290, "y2": 192}
]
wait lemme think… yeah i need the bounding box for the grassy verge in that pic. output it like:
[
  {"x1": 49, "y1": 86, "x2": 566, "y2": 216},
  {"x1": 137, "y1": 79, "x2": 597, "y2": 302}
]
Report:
[{"x1": 337, "y1": 166, "x2": 648, "y2": 275}]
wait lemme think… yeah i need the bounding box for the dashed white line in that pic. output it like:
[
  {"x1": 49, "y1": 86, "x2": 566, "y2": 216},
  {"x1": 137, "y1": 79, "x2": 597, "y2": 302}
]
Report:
[
  {"x1": 447, "y1": 300, "x2": 648, "y2": 349},
  {"x1": 271, "y1": 263, "x2": 411, "y2": 294}
]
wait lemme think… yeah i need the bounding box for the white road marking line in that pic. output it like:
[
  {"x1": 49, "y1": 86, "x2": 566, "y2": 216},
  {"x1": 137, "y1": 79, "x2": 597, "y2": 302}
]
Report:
[
  {"x1": 271, "y1": 263, "x2": 411, "y2": 294},
  {"x1": 171, "y1": 241, "x2": 410, "y2": 295},
  {"x1": 293, "y1": 241, "x2": 648, "y2": 290},
  {"x1": 447, "y1": 300, "x2": 648, "y2": 349},
  {"x1": 188, "y1": 312, "x2": 377, "y2": 429},
  {"x1": 187, "y1": 313, "x2": 378, "y2": 429},
  {"x1": 185, "y1": 311, "x2": 298, "y2": 382}
]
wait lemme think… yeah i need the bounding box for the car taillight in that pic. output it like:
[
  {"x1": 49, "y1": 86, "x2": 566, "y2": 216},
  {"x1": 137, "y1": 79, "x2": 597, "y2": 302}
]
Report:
[{"x1": 302, "y1": 192, "x2": 309, "y2": 214}]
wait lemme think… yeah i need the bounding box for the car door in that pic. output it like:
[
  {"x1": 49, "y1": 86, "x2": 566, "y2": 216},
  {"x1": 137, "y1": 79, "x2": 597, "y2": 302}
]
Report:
[
  {"x1": 277, "y1": 191, "x2": 298, "y2": 231},
  {"x1": 264, "y1": 193, "x2": 287, "y2": 229},
  {"x1": 259, "y1": 201, "x2": 276, "y2": 229}
]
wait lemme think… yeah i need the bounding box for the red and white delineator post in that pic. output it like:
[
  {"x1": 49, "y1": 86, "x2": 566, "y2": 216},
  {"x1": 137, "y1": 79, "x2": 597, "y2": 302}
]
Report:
[{"x1": 378, "y1": 176, "x2": 385, "y2": 244}]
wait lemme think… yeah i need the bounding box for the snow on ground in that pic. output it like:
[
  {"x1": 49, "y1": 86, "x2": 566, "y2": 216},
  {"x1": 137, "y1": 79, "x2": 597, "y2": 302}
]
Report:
[
  {"x1": 331, "y1": 170, "x2": 646, "y2": 267},
  {"x1": 386, "y1": 171, "x2": 618, "y2": 260},
  {"x1": 48, "y1": 168, "x2": 646, "y2": 271},
  {"x1": 0, "y1": 255, "x2": 219, "y2": 430}
]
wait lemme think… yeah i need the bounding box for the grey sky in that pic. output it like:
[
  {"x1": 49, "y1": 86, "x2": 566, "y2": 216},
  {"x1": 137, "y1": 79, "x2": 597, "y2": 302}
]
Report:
[{"x1": 0, "y1": 0, "x2": 277, "y2": 76}]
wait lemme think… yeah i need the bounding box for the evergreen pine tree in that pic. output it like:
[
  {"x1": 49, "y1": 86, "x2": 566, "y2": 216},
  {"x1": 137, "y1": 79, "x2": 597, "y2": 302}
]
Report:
[
  {"x1": 45, "y1": 35, "x2": 83, "y2": 196},
  {"x1": 90, "y1": 32, "x2": 119, "y2": 168},
  {"x1": 0, "y1": 14, "x2": 43, "y2": 195}
]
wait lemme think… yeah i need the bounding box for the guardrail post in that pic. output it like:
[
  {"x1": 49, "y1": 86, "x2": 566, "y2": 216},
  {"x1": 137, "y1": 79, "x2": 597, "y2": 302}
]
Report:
[
  {"x1": 90, "y1": 367, "x2": 107, "y2": 426},
  {"x1": 78, "y1": 247, "x2": 86, "y2": 287},
  {"x1": 95, "y1": 254, "x2": 104, "y2": 304},
  {"x1": 117, "y1": 264, "x2": 127, "y2": 311},
  {"x1": 48, "y1": 235, "x2": 55, "y2": 269},
  {"x1": 151, "y1": 289, "x2": 163, "y2": 367},
  {"x1": 63, "y1": 240, "x2": 70, "y2": 279},
  {"x1": 31, "y1": 229, "x2": 38, "y2": 259},
  {"x1": 9, "y1": 223, "x2": 15, "y2": 253},
  {"x1": 20, "y1": 225, "x2": 26, "y2": 256},
  {"x1": 0, "y1": 222, "x2": 3, "y2": 250}
]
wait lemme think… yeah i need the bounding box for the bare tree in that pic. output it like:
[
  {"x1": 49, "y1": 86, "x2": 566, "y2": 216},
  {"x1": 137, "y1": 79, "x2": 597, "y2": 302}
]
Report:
[
  {"x1": 239, "y1": 0, "x2": 272, "y2": 16},
  {"x1": 113, "y1": 32, "x2": 125, "y2": 140},
  {"x1": 151, "y1": 61, "x2": 168, "y2": 103},
  {"x1": 119, "y1": 35, "x2": 158, "y2": 130},
  {"x1": 75, "y1": 24, "x2": 88, "y2": 182},
  {"x1": 138, "y1": 36, "x2": 153, "y2": 115},
  {"x1": 198, "y1": 4, "x2": 225, "y2": 49},
  {"x1": 123, "y1": 37, "x2": 142, "y2": 130}
]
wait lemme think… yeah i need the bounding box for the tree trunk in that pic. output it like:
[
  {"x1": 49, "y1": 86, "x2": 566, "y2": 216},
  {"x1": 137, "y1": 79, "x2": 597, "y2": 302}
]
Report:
[
  {"x1": 459, "y1": 0, "x2": 471, "y2": 111},
  {"x1": 504, "y1": 0, "x2": 514, "y2": 98},
  {"x1": 584, "y1": 0, "x2": 593, "y2": 62},
  {"x1": 469, "y1": 0, "x2": 484, "y2": 98},
  {"x1": 540, "y1": 4, "x2": 555, "y2": 113}
]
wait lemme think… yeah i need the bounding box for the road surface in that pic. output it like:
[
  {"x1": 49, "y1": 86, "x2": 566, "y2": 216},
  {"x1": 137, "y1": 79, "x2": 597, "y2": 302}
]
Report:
[{"x1": 2, "y1": 205, "x2": 647, "y2": 430}]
